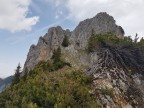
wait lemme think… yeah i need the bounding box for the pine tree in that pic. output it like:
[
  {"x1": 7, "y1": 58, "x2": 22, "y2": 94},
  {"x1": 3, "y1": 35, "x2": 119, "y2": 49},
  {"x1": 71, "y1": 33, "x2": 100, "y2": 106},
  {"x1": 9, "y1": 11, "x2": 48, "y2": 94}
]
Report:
[
  {"x1": 88, "y1": 29, "x2": 96, "y2": 52},
  {"x1": 52, "y1": 47, "x2": 61, "y2": 63},
  {"x1": 134, "y1": 33, "x2": 139, "y2": 43},
  {"x1": 23, "y1": 68, "x2": 28, "y2": 81},
  {"x1": 12, "y1": 63, "x2": 21, "y2": 85},
  {"x1": 62, "y1": 35, "x2": 69, "y2": 47}
]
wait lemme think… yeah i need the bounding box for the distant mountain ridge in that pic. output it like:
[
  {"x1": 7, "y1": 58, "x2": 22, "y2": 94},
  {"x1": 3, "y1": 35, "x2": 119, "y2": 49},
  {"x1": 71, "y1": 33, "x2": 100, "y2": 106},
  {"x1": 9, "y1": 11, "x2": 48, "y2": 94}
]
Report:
[{"x1": 0, "y1": 76, "x2": 14, "y2": 92}]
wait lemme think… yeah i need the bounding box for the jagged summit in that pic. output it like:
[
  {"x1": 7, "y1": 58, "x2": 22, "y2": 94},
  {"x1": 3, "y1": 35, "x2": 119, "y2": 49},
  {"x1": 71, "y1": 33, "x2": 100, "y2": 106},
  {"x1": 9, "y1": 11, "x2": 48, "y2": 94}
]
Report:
[
  {"x1": 24, "y1": 12, "x2": 124, "y2": 71},
  {"x1": 71, "y1": 12, "x2": 124, "y2": 49}
]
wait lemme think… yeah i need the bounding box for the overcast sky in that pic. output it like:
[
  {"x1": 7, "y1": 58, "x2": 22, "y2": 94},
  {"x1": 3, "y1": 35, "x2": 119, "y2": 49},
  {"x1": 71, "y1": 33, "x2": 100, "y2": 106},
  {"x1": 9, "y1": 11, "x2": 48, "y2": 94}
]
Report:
[{"x1": 0, "y1": 0, "x2": 144, "y2": 78}]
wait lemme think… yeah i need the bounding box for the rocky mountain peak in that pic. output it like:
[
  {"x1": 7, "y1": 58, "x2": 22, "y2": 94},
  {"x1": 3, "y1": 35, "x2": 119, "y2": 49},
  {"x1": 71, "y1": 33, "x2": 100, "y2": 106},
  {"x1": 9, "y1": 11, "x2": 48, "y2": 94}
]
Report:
[
  {"x1": 24, "y1": 12, "x2": 124, "y2": 71},
  {"x1": 95, "y1": 12, "x2": 115, "y2": 22},
  {"x1": 70, "y1": 12, "x2": 124, "y2": 49}
]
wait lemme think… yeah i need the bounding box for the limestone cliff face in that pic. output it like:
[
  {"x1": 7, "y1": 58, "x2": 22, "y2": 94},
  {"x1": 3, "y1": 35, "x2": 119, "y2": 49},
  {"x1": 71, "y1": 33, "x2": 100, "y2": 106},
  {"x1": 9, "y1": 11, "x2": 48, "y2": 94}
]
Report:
[
  {"x1": 24, "y1": 26, "x2": 71, "y2": 70},
  {"x1": 24, "y1": 12, "x2": 124, "y2": 71},
  {"x1": 70, "y1": 12, "x2": 124, "y2": 50}
]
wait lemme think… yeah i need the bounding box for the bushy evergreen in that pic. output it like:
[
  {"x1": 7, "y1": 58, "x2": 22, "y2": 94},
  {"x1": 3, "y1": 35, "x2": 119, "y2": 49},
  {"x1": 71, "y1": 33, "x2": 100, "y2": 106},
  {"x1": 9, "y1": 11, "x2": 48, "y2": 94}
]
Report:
[
  {"x1": 0, "y1": 64, "x2": 100, "y2": 108},
  {"x1": 23, "y1": 68, "x2": 28, "y2": 81},
  {"x1": 52, "y1": 47, "x2": 61, "y2": 63},
  {"x1": 88, "y1": 32, "x2": 134, "y2": 52},
  {"x1": 62, "y1": 35, "x2": 69, "y2": 47},
  {"x1": 12, "y1": 63, "x2": 21, "y2": 85},
  {"x1": 0, "y1": 46, "x2": 101, "y2": 108}
]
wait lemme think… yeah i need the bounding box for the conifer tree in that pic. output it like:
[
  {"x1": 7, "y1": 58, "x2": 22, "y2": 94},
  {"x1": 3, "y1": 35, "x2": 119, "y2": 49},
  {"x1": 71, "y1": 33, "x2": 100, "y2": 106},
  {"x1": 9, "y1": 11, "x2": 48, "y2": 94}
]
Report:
[
  {"x1": 62, "y1": 35, "x2": 69, "y2": 47},
  {"x1": 23, "y1": 68, "x2": 28, "y2": 81},
  {"x1": 12, "y1": 63, "x2": 21, "y2": 84},
  {"x1": 88, "y1": 29, "x2": 96, "y2": 52},
  {"x1": 52, "y1": 47, "x2": 61, "y2": 63}
]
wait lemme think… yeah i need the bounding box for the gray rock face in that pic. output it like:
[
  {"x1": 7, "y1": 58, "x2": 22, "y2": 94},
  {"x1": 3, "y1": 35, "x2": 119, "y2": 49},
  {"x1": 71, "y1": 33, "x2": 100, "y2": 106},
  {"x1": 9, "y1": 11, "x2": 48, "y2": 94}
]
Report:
[
  {"x1": 70, "y1": 12, "x2": 124, "y2": 50},
  {"x1": 92, "y1": 66, "x2": 144, "y2": 107},
  {"x1": 24, "y1": 26, "x2": 71, "y2": 70},
  {"x1": 24, "y1": 12, "x2": 124, "y2": 71}
]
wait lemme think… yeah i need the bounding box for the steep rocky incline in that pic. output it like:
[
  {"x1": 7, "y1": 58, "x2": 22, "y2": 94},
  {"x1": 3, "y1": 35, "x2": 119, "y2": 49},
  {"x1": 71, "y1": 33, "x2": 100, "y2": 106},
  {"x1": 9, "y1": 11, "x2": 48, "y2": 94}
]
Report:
[
  {"x1": 70, "y1": 12, "x2": 124, "y2": 50},
  {"x1": 24, "y1": 26, "x2": 71, "y2": 70},
  {"x1": 22, "y1": 12, "x2": 144, "y2": 107},
  {"x1": 24, "y1": 12, "x2": 124, "y2": 71}
]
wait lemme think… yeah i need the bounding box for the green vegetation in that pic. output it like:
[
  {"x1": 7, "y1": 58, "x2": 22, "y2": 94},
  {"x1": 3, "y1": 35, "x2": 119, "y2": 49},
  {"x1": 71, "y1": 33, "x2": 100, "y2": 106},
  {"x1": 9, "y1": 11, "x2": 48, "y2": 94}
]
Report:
[
  {"x1": 52, "y1": 47, "x2": 61, "y2": 63},
  {"x1": 62, "y1": 35, "x2": 69, "y2": 47},
  {"x1": 0, "y1": 66, "x2": 100, "y2": 108},
  {"x1": 0, "y1": 47, "x2": 101, "y2": 108},
  {"x1": 88, "y1": 32, "x2": 144, "y2": 75},
  {"x1": 2, "y1": 32, "x2": 144, "y2": 107},
  {"x1": 12, "y1": 63, "x2": 21, "y2": 85},
  {"x1": 51, "y1": 47, "x2": 71, "y2": 71},
  {"x1": 88, "y1": 32, "x2": 134, "y2": 52},
  {"x1": 88, "y1": 31, "x2": 144, "y2": 53},
  {"x1": 98, "y1": 88, "x2": 113, "y2": 97},
  {"x1": 23, "y1": 68, "x2": 28, "y2": 81}
]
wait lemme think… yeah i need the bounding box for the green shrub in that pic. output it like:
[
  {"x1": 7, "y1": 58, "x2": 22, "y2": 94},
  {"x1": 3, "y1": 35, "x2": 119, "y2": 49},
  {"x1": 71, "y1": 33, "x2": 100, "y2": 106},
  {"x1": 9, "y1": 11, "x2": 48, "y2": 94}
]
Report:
[
  {"x1": 12, "y1": 64, "x2": 21, "y2": 85},
  {"x1": 62, "y1": 35, "x2": 69, "y2": 47},
  {"x1": 52, "y1": 47, "x2": 61, "y2": 63},
  {"x1": 88, "y1": 32, "x2": 134, "y2": 53},
  {"x1": 0, "y1": 68, "x2": 101, "y2": 108},
  {"x1": 99, "y1": 88, "x2": 113, "y2": 96}
]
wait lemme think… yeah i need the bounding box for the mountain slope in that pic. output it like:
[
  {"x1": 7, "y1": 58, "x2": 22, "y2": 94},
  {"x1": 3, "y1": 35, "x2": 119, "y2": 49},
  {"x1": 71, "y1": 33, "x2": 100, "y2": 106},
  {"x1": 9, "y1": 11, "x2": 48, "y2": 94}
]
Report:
[
  {"x1": 1, "y1": 12, "x2": 144, "y2": 108},
  {"x1": 0, "y1": 62, "x2": 101, "y2": 107}
]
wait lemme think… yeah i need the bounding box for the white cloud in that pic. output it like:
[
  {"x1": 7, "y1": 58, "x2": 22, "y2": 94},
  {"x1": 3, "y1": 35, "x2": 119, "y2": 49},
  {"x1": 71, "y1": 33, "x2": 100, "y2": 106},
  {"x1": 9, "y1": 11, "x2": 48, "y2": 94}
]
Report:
[
  {"x1": 46, "y1": 0, "x2": 144, "y2": 37},
  {"x1": 55, "y1": 10, "x2": 63, "y2": 19},
  {"x1": 0, "y1": 0, "x2": 39, "y2": 32}
]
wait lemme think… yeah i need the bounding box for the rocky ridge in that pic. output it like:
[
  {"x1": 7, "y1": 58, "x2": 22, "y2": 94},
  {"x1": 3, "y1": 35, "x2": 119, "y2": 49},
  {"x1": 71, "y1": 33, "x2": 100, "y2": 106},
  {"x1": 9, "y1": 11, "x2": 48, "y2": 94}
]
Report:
[
  {"x1": 24, "y1": 12, "x2": 124, "y2": 71},
  {"x1": 23, "y1": 12, "x2": 144, "y2": 107}
]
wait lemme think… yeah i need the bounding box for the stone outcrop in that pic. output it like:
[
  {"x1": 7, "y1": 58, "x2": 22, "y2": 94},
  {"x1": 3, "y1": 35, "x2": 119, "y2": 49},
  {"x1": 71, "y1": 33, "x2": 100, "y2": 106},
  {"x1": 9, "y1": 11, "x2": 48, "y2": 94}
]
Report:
[
  {"x1": 24, "y1": 12, "x2": 124, "y2": 71},
  {"x1": 23, "y1": 12, "x2": 144, "y2": 107},
  {"x1": 24, "y1": 26, "x2": 71, "y2": 70},
  {"x1": 70, "y1": 12, "x2": 124, "y2": 50},
  {"x1": 91, "y1": 67, "x2": 144, "y2": 108}
]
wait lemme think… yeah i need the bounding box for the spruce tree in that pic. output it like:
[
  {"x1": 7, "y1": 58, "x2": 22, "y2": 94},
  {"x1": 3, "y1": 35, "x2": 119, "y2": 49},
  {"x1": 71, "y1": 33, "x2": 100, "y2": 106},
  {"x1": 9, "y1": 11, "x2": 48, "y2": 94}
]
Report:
[
  {"x1": 62, "y1": 35, "x2": 69, "y2": 47},
  {"x1": 23, "y1": 68, "x2": 28, "y2": 81},
  {"x1": 52, "y1": 47, "x2": 61, "y2": 63},
  {"x1": 88, "y1": 29, "x2": 96, "y2": 52},
  {"x1": 12, "y1": 63, "x2": 21, "y2": 84}
]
